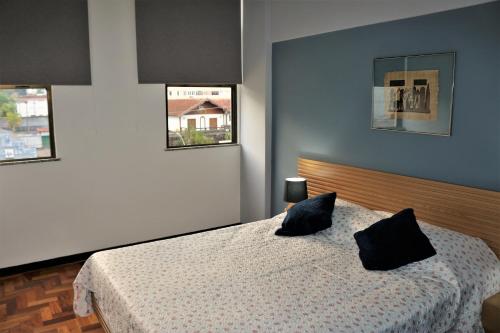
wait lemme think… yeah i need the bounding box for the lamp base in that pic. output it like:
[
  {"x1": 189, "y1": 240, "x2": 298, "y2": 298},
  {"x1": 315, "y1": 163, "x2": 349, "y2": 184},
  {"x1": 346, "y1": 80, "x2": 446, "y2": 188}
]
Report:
[{"x1": 284, "y1": 203, "x2": 294, "y2": 212}]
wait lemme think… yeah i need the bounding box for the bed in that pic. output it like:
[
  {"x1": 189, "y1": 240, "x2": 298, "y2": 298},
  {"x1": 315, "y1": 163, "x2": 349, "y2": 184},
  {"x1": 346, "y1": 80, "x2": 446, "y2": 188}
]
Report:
[{"x1": 74, "y1": 158, "x2": 500, "y2": 333}]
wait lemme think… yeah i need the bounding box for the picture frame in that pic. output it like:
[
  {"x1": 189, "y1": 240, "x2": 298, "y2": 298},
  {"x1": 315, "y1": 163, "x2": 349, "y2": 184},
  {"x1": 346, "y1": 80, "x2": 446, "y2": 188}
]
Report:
[{"x1": 371, "y1": 52, "x2": 455, "y2": 136}]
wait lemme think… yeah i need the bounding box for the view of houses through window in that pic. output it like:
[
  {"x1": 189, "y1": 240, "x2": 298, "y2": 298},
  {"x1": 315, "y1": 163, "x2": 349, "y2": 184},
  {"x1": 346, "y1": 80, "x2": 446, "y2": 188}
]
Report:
[
  {"x1": 167, "y1": 86, "x2": 235, "y2": 148},
  {"x1": 0, "y1": 86, "x2": 55, "y2": 163}
]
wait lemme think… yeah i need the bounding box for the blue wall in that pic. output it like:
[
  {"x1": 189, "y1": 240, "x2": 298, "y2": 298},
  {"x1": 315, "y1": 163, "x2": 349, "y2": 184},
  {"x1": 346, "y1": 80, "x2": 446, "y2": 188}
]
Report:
[{"x1": 271, "y1": 1, "x2": 500, "y2": 214}]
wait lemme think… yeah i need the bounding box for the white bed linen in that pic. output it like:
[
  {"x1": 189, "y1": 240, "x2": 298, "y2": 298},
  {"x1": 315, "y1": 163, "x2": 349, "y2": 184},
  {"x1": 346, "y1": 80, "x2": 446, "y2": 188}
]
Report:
[{"x1": 74, "y1": 199, "x2": 500, "y2": 333}]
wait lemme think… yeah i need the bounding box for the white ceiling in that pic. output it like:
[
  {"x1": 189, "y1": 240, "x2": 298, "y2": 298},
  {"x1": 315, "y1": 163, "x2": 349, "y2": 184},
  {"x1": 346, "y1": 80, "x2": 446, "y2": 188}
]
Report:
[{"x1": 270, "y1": 0, "x2": 495, "y2": 42}]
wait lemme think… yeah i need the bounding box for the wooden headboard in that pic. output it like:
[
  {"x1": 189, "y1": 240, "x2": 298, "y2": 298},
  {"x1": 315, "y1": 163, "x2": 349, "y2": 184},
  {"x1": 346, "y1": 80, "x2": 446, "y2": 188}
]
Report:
[{"x1": 298, "y1": 158, "x2": 500, "y2": 257}]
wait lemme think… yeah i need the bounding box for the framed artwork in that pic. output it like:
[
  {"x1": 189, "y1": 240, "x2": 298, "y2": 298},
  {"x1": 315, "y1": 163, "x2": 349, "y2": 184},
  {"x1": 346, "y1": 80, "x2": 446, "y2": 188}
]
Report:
[{"x1": 371, "y1": 52, "x2": 455, "y2": 136}]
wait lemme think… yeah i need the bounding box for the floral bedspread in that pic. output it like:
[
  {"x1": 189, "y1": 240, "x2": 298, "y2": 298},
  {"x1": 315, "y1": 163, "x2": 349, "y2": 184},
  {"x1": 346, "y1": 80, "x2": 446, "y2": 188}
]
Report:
[{"x1": 74, "y1": 199, "x2": 500, "y2": 333}]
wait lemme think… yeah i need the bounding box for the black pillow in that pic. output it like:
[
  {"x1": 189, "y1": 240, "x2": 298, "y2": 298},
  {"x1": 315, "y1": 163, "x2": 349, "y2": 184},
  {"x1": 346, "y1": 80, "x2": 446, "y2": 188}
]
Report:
[
  {"x1": 275, "y1": 192, "x2": 336, "y2": 236},
  {"x1": 353, "y1": 208, "x2": 436, "y2": 270}
]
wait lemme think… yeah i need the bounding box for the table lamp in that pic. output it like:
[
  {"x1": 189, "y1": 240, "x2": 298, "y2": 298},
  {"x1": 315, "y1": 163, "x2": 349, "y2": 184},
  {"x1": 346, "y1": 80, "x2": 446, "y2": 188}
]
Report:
[{"x1": 284, "y1": 177, "x2": 308, "y2": 204}]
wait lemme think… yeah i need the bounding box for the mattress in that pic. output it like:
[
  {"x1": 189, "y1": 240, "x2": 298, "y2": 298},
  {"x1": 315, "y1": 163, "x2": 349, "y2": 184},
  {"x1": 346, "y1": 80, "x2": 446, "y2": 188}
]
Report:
[{"x1": 74, "y1": 199, "x2": 500, "y2": 333}]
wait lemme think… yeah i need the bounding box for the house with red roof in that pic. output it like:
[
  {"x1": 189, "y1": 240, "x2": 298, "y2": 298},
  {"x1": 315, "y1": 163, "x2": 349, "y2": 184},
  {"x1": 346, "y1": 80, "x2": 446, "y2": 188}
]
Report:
[{"x1": 167, "y1": 98, "x2": 232, "y2": 132}]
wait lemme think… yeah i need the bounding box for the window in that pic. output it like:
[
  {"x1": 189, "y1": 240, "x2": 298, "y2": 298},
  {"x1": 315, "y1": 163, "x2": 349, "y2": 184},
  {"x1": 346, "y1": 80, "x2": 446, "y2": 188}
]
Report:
[
  {"x1": 166, "y1": 85, "x2": 236, "y2": 148},
  {"x1": 0, "y1": 85, "x2": 56, "y2": 163}
]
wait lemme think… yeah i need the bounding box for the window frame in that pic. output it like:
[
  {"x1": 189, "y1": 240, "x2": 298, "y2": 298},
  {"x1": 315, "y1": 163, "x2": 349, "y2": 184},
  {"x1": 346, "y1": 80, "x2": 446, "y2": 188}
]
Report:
[
  {"x1": 165, "y1": 84, "x2": 237, "y2": 150},
  {"x1": 0, "y1": 84, "x2": 57, "y2": 164}
]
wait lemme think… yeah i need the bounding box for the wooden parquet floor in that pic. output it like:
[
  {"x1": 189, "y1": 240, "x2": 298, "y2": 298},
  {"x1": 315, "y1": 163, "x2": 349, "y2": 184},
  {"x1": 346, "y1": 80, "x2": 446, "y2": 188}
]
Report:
[{"x1": 0, "y1": 263, "x2": 104, "y2": 333}]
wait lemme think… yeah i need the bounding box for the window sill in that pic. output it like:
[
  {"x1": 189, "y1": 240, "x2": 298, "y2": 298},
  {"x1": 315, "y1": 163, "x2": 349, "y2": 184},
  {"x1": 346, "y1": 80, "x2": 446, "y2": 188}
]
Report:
[
  {"x1": 0, "y1": 157, "x2": 61, "y2": 166},
  {"x1": 165, "y1": 143, "x2": 240, "y2": 151}
]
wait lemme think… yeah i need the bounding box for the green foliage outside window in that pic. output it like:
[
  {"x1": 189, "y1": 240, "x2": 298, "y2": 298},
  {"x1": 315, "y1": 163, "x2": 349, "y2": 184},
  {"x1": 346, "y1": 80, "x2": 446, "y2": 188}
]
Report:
[
  {"x1": 181, "y1": 128, "x2": 214, "y2": 145},
  {"x1": 6, "y1": 111, "x2": 22, "y2": 132},
  {"x1": 0, "y1": 91, "x2": 16, "y2": 117}
]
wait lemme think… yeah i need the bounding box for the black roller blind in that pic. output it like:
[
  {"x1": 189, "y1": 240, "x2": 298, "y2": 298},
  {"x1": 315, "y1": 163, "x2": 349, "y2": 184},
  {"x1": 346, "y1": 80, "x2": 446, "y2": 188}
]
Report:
[
  {"x1": 135, "y1": 0, "x2": 242, "y2": 84},
  {"x1": 0, "y1": 0, "x2": 91, "y2": 85}
]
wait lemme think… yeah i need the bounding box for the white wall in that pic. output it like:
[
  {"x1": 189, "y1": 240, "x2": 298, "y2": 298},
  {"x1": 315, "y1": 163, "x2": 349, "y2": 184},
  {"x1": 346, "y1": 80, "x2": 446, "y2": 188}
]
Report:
[
  {"x1": 239, "y1": 0, "x2": 494, "y2": 221},
  {"x1": 240, "y1": 0, "x2": 272, "y2": 222},
  {"x1": 0, "y1": 0, "x2": 240, "y2": 269}
]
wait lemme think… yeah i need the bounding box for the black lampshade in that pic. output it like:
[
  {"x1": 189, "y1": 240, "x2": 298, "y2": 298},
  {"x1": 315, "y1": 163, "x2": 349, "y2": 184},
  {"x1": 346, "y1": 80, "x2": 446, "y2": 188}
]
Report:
[{"x1": 284, "y1": 177, "x2": 308, "y2": 203}]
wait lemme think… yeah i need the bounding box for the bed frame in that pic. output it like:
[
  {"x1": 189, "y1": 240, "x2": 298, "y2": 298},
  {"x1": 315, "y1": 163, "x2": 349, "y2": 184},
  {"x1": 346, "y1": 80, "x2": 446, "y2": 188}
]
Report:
[
  {"x1": 298, "y1": 158, "x2": 500, "y2": 257},
  {"x1": 92, "y1": 294, "x2": 112, "y2": 333},
  {"x1": 90, "y1": 158, "x2": 500, "y2": 332}
]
